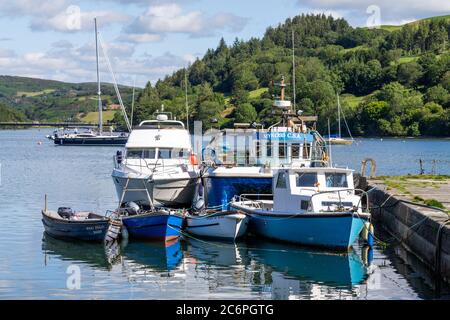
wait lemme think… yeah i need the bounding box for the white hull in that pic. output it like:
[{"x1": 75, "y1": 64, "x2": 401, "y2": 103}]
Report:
[
  {"x1": 186, "y1": 212, "x2": 249, "y2": 240},
  {"x1": 112, "y1": 171, "x2": 198, "y2": 208}
]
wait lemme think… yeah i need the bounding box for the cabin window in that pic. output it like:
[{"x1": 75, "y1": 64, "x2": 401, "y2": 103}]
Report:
[
  {"x1": 158, "y1": 148, "x2": 172, "y2": 159},
  {"x1": 295, "y1": 172, "x2": 317, "y2": 187},
  {"x1": 291, "y1": 143, "x2": 300, "y2": 159},
  {"x1": 266, "y1": 142, "x2": 272, "y2": 157},
  {"x1": 279, "y1": 143, "x2": 286, "y2": 159},
  {"x1": 126, "y1": 149, "x2": 142, "y2": 159},
  {"x1": 301, "y1": 200, "x2": 309, "y2": 210},
  {"x1": 143, "y1": 148, "x2": 156, "y2": 159},
  {"x1": 276, "y1": 171, "x2": 287, "y2": 189},
  {"x1": 173, "y1": 148, "x2": 188, "y2": 158},
  {"x1": 325, "y1": 173, "x2": 348, "y2": 188},
  {"x1": 302, "y1": 143, "x2": 311, "y2": 159},
  {"x1": 255, "y1": 141, "x2": 262, "y2": 158}
]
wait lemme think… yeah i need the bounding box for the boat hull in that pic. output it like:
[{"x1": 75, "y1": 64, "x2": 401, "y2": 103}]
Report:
[
  {"x1": 41, "y1": 211, "x2": 110, "y2": 242},
  {"x1": 232, "y1": 207, "x2": 367, "y2": 250},
  {"x1": 186, "y1": 212, "x2": 249, "y2": 240},
  {"x1": 54, "y1": 136, "x2": 128, "y2": 146},
  {"x1": 204, "y1": 176, "x2": 272, "y2": 209},
  {"x1": 122, "y1": 213, "x2": 183, "y2": 241},
  {"x1": 112, "y1": 174, "x2": 198, "y2": 208}
]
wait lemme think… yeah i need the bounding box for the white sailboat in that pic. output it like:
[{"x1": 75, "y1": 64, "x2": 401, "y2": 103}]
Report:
[{"x1": 328, "y1": 94, "x2": 354, "y2": 145}]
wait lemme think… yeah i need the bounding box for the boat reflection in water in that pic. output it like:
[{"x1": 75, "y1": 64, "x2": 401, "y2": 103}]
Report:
[
  {"x1": 244, "y1": 237, "x2": 369, "y2": 299},
  {"x1": 41, "y1": 233, "x2": 121, "y2": 271},
  {"x1": 121, "y1": 239, "x2": 183, "y2": 276}
]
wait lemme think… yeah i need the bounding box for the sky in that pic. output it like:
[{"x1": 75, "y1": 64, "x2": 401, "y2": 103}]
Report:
[{"x1": 0, "y1": 0, "x2": 449, "y2": 87}]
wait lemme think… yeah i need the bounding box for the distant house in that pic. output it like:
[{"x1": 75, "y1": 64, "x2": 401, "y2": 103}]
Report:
[{"x1": 108, "y1": 104, "x2": 121, "y2": 110}]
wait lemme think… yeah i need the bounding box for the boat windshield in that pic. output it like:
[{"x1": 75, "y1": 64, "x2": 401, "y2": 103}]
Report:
[
  {"x1": 127, "y1": 148, "x2": 188, "y2": 160},
  {"x1": 295, "y1": 172, "x2": 317, "y2": 187},
  {"x1": 325, "y1": 172, "x2": 348, "y2": 188}
]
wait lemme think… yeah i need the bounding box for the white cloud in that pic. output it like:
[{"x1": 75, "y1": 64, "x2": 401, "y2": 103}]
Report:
[
  {"x1": 123, "y1": 3, "x2": 248, "y2": 41},
  {"x1": 0, "y1": 0, "x2": 68, "y2": 17},
  {"x1": 0, "y1": 40, "x2": 194, "y2": 86},
  {"x1": 30, "y1": 9, "x2": 131, "y2": 32},
  {"x1": 298, "y1": 0, "x2": 450, "y2": 25}
]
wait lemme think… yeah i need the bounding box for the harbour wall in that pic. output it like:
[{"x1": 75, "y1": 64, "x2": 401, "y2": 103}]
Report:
[{"x1": 368, "y1": 186, "x2": 450, "y2": 285}]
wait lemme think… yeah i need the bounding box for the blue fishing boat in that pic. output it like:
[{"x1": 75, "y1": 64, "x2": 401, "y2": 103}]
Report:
[
  {"x1": 121, "y1": 208, "x2": 184, "y2": 241},
  {"x1": 201, "y1": 76, "x2": 329, "y2": 210},
  {"x1": 41, "y1": 207, "x2": 118, "y2": 242},
  {"x1": 231, "y1": 167, "x2": 371, "y2": 250}
]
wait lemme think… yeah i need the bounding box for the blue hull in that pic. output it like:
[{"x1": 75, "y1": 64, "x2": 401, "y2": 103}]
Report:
[
  {"x1": 42, "y1": 213, "x2": 109, "y2": 242},
  {"x1": 54, "y1": 137, "x2": 127, "y2": 146},
  {"x1": 122, "y1": 213, "x2": 183, "y2": 241},
  {"x1": 248, "y1": 212, "x2": 367, "y2": 250},
  {"x1": 205, "y1": 176, "x2": 272, "y2": 209}
]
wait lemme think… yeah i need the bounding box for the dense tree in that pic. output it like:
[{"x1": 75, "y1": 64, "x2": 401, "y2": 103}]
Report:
[
  {"x1": 234, "y1": 103, "x2": 257, "y2": 123},
  {"x1": 127, "y1": 14, "x2": 450, "y2": 135},
  {"x1": 397, "y1": 62, "x2": 422, "y2": 87}
]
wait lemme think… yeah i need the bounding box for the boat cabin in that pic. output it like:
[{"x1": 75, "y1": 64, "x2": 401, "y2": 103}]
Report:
[
  {"x1": 204, "y1": 125, "x2": 327, "y2": 168},
  {"x1": 116, "y1": 115, "x2": 195, "y2": 173},
  {"x1": 271, "y1": 167, "x2": 362, "y2": 214}
]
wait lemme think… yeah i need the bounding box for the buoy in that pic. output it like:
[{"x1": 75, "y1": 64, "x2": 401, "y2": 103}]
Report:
[
  {"x1": 190, "y1": 153, "x2": 199, "y2": 166},
  {"x1": 361, "y1": 222, "x2": 374, "y2": 247},
  {"x1": 361, "y1": 246, "x2": 374, "y2": 266}
]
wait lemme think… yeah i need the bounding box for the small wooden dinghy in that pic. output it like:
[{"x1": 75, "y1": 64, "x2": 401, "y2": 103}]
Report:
[
  {"x1": 185, "y1": 210, "x2": 249, "y2": 241},
  {"x1": 42, "y1": 204, "x2": 121, "y2": 242}
]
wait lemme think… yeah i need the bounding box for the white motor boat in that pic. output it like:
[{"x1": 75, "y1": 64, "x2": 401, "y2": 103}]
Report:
[
  {"x1": 112, "y1": 113, "x2": 199, "y2": 208},
  {"x1": 231, "y1": 167, "x2": 371, "y2": 250},
  {"x1": 185, "y1": 210, "x2": 249, "y2": 241}
]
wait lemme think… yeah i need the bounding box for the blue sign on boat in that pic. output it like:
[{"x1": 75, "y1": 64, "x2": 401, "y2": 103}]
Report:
[{"x1": 256, "y1": 131, "x2": 314, "y2": 142}]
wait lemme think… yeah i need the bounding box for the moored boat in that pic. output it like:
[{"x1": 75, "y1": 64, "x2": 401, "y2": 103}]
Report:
[
  {"x1": 230, "y1": 167, "x2": 371, "y2": 250},
  {"x1": 112, "y1": 111, "x2": 199, "y2": 208},
  {"x1": 201, "y1": 77, "x2": 329, "y2": 210},
  {"x1": 41, "y1": 206, "x2": 120, "y2": 242},
  {"x1": 119, "y1": 205, "x2": 184, "y2": 241},
  {"x1": 185, "y1": 210, "x2": 249, "y2": 240},
  {"x1": 51, "y1": 19, "x2": 130, "y2": 147}
]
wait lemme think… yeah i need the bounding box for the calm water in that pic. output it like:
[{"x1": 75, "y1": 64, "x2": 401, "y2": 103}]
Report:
[{"x1": 0, "y1": 129, "x2": 449, "y2": 300}]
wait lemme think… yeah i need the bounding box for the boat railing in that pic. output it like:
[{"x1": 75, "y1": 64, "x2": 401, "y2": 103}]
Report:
[
  {"x1": 113, "y1": 155, "x2": 191, "y2": 175},
  {"x1": 307, "y1": 188, "x2": 370, "y2": 213},
  {"x1": 234, "y1": 194, "x2": 273, "y2": 208}
]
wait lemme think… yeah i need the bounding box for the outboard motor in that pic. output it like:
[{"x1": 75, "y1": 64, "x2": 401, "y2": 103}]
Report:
[
  {"x1": 125, "y1": 202, "x2": 140, "y2": 215},
  {"x1": 57, "y1": 207, "x2": 73, "y2": 219},
  {"x1": 116, "y1": 150, "x2": 123, "y2": 165}
]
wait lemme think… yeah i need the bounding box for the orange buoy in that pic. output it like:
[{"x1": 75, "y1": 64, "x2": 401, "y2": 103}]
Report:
[{"x1": 190, "y1": 153, "x2": 198, "y2": 166}]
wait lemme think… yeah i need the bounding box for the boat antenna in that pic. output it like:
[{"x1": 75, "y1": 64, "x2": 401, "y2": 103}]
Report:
[
  {"x1": 184, "y1": 68, "x2": 189, "y2": 132},
  {"x1": 131, "y1": 75, "x2": 136, "y2": 128},
  {"x1": 328, "y1": 118, "x2": 333, "y2": 166},
  {"x1": 292, "y1": 29, "x2": 296, "y2": 113},
  {"x1": 97, "y1": 31, "x2": 132, "y2": 132},
  {"x1": 94, "y1": 18, "x2": 102, "y2": 135}
]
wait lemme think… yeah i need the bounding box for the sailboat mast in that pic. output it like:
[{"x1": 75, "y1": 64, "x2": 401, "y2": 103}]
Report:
[
  {"x1": 337, "y1": 94, "x2": 341, "y2": 138},
  {"x1": 94, "y1": 18, "x2": 102, "y2": 135},
  {"x1": 291, "y1": 29, "x2": 296, "y2": 113},
  {"x1": 185, "y1": 68, "x2": 189, "y2": 132}
]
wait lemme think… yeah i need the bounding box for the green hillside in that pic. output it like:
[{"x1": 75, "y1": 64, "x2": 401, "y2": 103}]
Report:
[
  {"x1": 0, "y1": 103, "x2": 26, "y2": 122},
  {"x1": 0, "y1": 75, "x2": 139, "y2": 122},
  {"x1": 119, "y1": 13, "x2": 449, "y2": 136}
]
